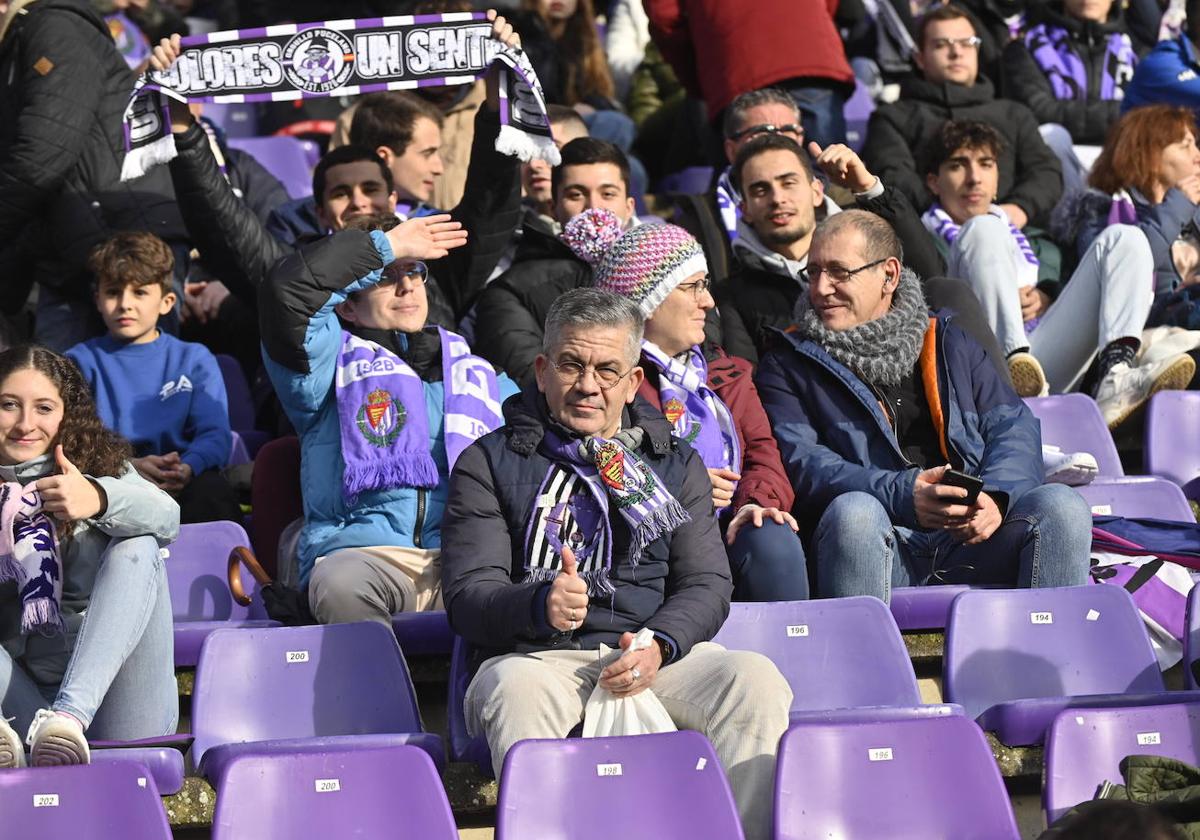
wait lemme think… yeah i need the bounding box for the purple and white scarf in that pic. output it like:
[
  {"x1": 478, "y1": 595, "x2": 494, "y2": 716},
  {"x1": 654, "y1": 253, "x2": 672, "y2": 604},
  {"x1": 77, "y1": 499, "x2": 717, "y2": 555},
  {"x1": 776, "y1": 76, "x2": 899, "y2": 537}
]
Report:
[
  {"x1": 1025, "y1": 22, "x2": 1136, "y2": 101},
  {"x1": 121, "y1": 12, "x2": 559, "y2": 181},
  {"x1": 640, "y1": 342, "x2": 741, "y2": 498},
  {"x1": 335, "y1": 327, "x2": 503, "y2": 503},
  {"x1": 0, "y1": 483, "x2": 62, "y2": 636},
  {"x1": 524, "y1": 428, "x2": 691, "y2": 597}
]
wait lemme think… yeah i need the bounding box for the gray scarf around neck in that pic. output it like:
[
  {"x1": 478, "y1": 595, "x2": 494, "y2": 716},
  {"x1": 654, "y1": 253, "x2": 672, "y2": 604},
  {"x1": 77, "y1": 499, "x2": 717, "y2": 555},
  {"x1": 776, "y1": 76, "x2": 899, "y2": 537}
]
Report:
[{"x1": 793, "y1": 266, "x2": 929, "y2": 387}]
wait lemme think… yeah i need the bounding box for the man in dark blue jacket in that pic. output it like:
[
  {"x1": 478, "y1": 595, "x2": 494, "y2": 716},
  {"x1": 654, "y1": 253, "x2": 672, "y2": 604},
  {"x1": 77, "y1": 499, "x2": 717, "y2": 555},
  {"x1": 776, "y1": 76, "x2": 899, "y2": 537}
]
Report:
[
  {"x1": 756, "y1": 210, "x2": 1091, "y2": 602},
  {"x1": 440, "y1": 288, "x2": 790, "y2": 840}
]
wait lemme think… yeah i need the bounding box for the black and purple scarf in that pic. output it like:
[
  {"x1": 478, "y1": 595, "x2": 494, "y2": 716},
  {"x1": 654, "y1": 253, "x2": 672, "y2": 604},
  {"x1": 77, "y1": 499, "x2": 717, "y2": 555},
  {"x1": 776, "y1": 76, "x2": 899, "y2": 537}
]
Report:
[
  {"x1": 0, "y1": 483, "x2": 61, "y2": 636},
  {"x1": 1025, "y1": 22, "x2": 1136, "y2": 101}
]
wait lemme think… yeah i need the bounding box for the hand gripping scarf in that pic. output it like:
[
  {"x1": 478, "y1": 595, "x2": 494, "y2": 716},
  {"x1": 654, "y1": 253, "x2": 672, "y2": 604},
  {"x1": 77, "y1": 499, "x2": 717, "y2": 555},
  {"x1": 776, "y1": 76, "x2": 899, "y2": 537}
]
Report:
[
  {"x1": 0, "y1": 483, "x2": 62, "y2": 636},
  {"x1": 524, "y1": 427, "x2": 691, "y2": 597},
  {"x1": 1024, "y1": 22, "x2": 1136, "y2": 101},
  {"x1": 121, "y1": 12, "x2": 560, "y2": 181},
  {"x1": 335, "y1": 327, "x2": 503, "y2": 503}
]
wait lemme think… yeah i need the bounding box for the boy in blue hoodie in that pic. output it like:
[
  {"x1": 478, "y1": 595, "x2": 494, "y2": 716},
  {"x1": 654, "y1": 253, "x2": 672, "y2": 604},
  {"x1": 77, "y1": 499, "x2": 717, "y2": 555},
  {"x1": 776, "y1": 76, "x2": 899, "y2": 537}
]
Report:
[{"x1": 67, "y1": 231, "x2": 240, "y2": 524}]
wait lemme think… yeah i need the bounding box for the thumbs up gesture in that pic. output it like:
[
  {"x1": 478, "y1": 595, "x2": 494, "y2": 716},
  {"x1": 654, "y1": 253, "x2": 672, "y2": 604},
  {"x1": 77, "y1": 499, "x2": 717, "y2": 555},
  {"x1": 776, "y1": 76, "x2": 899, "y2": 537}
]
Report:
[
  {"x1": 35, "y1": 445, "x2": 106, "y2": 522},
  {"x1": 545, "y1": 544, "x2": 590, "y2": 633}
]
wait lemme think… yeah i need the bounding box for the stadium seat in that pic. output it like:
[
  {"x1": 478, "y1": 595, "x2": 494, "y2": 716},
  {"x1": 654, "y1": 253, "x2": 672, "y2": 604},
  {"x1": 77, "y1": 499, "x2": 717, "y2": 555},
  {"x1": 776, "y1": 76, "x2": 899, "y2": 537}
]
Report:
[
  {"x1": 943, "y1": 586, "x2": 1200, "y2": 745},
  {"x1": 712, "y1": 598, "x2": 960, "y2": 721},
  {"x1": 448, "y1": 635, "x2": 493, "y2": 775},
  {"x1": 656, "y1": 166, "x2": 714, "y2": 196},
  {"x1": 1146, "y1": 390, "x2": 1200, "y2": 499},
  {"x1": 165, "y1": 520, "x2": 279, "y2": 667},
  {"x1": 889, "y1": 584, "x2": 973, "y2": 631},
  {"x1": 774, "y1": 715, "x2": 1020, "y2": 840},
  {"x1": 91, "y1": 746, "x2": 186, "y2": 795},
  {"x1": 190, "y1": 622, "x2": 443, "y2": 788},
  {"x1": 1077, "y1": 476, "x2": 1195, "y2": 521},
  {"x1": 215, "y1": 354, "x2": 269, "y2": 457},
  {"x1": 1044, "y1": 702, "x2": 1200, "y2": 824},
  {"x1": 227, "y1": 136, "x2": 314, "y2": 200},
  {"x1": 1026, "y1": 394, "x2": 1124, "y2": 477},
  {"x1": 203, "y1": 102, "x2": 259, "y2": 138},
  {"x1": 496, "y1": 731, "x2": 743, "y2": 840},
  {"x1": 1185, "y1": 585, "x2": 1200, "y2": 690},
  {"x1": 843, "y1": 78, "x2": 876, "y2": 152},
  {"x1": 0, "y1": 761, "x2": 171, "y2": 838},
  {"x1": 212, "y1": 745, "x2": 457, "y2": 839}
]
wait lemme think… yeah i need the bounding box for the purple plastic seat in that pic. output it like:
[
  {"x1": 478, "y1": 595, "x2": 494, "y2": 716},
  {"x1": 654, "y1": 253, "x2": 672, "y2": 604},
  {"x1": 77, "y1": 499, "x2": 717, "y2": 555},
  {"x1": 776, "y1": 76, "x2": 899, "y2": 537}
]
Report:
[
  {"x1": 447, "y1": 635, "x2": 494, "y2": 776},
  {"x1": 1185, "y1": 585, "x2": 1200, "y2": 690},
  {"x1": 215, "y1": 354, "x2": 256, "y2": 434},
  {"x1": 91, "y1": 747, "x2": 185, "y2": 795},
  {"x1": 164, "y1": 521, "x2": 279, "y2": 667},
  {"x1": 1044, "y1": 702, "x2": 1200, "y2": 824},
  {"x1": 390, "y1": 610, "x2": 454, "y2": 656},
  {"x1": 0, "y1": 762, "x2": 171, "y2": 838},
  {"x1": 712, "y1": 598, "x2": 960, "y2": 721},
  {"x1": 1146, "y1": 390, "x2": 1200, "y2": 499},
  {"x1": 1026, "y1": 394, "x2": 1124, "y2": 476},
  {"x1": 889, "y1": 584, "x2": 973, "y2": 631},
  {"x1": 944, "y1": 586, "x2": 1200, "y2": 746},
  {"x1": 496, "y1": 731, "x2": 743, "y2": 840},
  {"x1": 203, "y1": 102, "x2": 258, "y2": 138},
  {"x1": 191, "y1": 622, "x2": 442, "y2": 788},
  {"x1": 656, "y1": 166, "x2": 714, "y2": 196},
  {"x1": 843, "y1": 78, "x2": 876, "y2": 152},
  {"x1": 227, "y1": 136, "x2": 314, "y2": 199},
  {"x1": 775, "y1": 715, "x2": 1020, "y2": 840},
  {"x1": 212, "y1": 745, "x2": 456, "y2": 839},
  {"x1": 1077, "y1": 477, "x2": 1195, "y2": 521}
]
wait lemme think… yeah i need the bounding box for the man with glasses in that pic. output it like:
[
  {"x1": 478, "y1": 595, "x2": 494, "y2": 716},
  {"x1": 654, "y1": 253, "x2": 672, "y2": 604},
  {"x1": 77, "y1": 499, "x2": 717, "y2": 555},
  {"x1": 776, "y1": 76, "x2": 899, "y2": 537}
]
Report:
[
  {"x1": 258, "y1": 211, "x2": 519, "y2": 626},
  {"x1": 441, "y1": 287, "x2": 791, "y2": 840},
  {"x1": 862, "y1": 5, "x2": 1063, "y2": 229},
  {"x1": 756, "y1": 210, "x2": 1091, "y2": 603}
]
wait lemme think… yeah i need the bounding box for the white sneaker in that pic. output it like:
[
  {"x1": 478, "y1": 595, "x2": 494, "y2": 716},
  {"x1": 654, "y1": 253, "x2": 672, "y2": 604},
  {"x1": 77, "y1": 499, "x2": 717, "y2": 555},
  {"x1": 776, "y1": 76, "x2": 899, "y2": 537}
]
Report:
[
  {"x1": 0, "y1": 716, "x2": 24, "y2": 768},
  {"x1": 26, "y1": 709, "x2": 89, "y2": 767},
  {"x1": 1009, "y1": 352, "x2": 1049, "y2": 398},
  {"x1": 1096, "y1": 354, "x2": 1197, "y2": 429},
  {"x1": 1042, "y1": 445, "x2": 1099, "y2": 486}
]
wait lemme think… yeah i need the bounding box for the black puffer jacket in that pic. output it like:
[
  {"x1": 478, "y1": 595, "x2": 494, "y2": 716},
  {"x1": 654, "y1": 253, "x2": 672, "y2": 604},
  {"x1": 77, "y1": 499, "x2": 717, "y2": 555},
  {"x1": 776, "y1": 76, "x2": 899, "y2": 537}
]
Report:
[
  {"x1": 862, "y1": 75, "x2": 1063, "y2": 224},
  {"x1": 1001, "y1": 2, "x2": 1143, "y2": 144},
  {"x1": 0, "y1": 0, "x2": 186, "y2": 309},
  {"x1": 169, "y1": 105, "x2": 521, "y2": 324}
]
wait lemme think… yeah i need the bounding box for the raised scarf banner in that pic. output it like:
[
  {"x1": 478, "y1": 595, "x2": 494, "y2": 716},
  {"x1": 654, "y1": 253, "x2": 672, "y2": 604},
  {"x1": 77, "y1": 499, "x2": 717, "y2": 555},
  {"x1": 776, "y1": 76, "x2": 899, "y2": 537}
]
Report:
[{"x1": 121, "y1": 11, "x2": 559, "y2": 181}]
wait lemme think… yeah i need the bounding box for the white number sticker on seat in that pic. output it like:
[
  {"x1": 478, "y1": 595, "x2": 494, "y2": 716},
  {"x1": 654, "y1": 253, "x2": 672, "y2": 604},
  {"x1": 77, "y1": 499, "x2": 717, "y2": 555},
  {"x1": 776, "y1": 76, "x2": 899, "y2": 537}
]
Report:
[
  {"x1": 785, "y1": 625, "x2": 809, "y2": 637},
  {"x1": 695, "y1": 757, "x2": 707, "y2": 770},
  {"x1": 286, "y1": 650, "x2": 310, "y2": 663},
  {"x1": 1090, "y1": 504, "x2": 1112, "y2": 515},
  {"x1": 315, "y1": 778, "x2": 341, "y2": 792},
  {"x1": 33, "y1": 794, "x2": 58, "y2": 807},
  {"x1": 1137, "y1": 732, "x2": 1162, "y2": 746},
  {"x1": 867, "y1": 748, "x2": 893, "y2": 762},
  {"x1": 596, "y1": 763, "x2": 623, "y2": 777},
  {"x1": 1030, "y1": 612, "x2": 1053, "y2": 624},
  {"x1": 1086, "y1": 609, "x2": 1100, "y2": 621}
]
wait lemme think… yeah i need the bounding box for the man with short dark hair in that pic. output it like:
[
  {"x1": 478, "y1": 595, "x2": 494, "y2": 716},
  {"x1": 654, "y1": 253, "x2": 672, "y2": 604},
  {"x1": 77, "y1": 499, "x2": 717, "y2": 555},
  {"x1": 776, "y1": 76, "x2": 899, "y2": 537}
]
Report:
[{"x1": 756, "y1": 210, "x2": 1092, "y2": 602}]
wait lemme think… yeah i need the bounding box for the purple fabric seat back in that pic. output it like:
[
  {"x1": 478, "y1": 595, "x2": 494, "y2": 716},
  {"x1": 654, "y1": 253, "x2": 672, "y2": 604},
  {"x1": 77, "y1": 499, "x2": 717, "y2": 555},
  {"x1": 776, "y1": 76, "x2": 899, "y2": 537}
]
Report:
[
  {"x1": 712, "y1": 598, "x2": 922, "y2": 712},
  {"x1": 215, "y1": 354, "x2": 256, "y2": 433},
  {"x1": 656, "y1": 166, "x2": 715, "y2": 195},
  {"x1": 227, "y1": 136, "x2": 314, "y2": 199},
  {"x1": 165, "y1": 521, "x2": 268, "y2": 622},
  {"x1": 496, "y1": 731, "x2": 743, "y2": 840},
  {"x1": 1026, "y1": 394, "x2": 1124, "y2": 476},
  {"x1": 775, "y1": 715, "x2": 1019, "y2": 840},
  {"x1": 191, "y1": 622, "x2": 424, "y2": 768},
  {"x1": 1077, "y1": 477, "x2": 1195, "y2": 521},
  {"x1": 212, "y1": 745, "x2": 457, "y2": 840},
  {"x1": 0, "y1": 762, "x2": 171, "y2": 838},
  {"x1": 943, "y1": 586, "x2": 1163, "y2": 721},
  {"x1": 1146, "y1": 391, "x2": 1200, "y2": 498},
  {"x1": 1044, "y1": 703, "x2": 1200, "y2": 823},
  {"x1": 1186, "y1": 585, "x2": 1200, "y2": 689}
]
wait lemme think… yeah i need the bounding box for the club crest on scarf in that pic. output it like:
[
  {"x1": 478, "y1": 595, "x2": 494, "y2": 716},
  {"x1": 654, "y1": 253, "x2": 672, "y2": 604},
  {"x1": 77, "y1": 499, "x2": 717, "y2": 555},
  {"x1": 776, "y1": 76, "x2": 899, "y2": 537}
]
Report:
[
  {"x1": 356, "y1": 387, "x2": 406, "y2": 447},
  {"x1": 284, "y1": 30, "x2": 354, "y2": 93}
]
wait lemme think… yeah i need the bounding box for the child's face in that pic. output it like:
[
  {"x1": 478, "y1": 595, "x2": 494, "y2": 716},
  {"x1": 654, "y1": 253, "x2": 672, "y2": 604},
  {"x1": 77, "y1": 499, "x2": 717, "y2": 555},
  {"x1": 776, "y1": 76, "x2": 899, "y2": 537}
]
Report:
[
  {"x1": 95, "y1": 281, "x2": 176, "y2": 344},
  {"x1": 0, "y1": 368, "x2": 63, "y2": 465}
]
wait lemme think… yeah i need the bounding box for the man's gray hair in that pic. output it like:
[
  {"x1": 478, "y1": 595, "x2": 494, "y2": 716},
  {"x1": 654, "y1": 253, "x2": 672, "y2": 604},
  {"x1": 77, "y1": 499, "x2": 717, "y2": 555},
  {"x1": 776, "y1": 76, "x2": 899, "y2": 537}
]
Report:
[
  {"x1": 813, "y1": 209, "x2": 904, "y2": 264},
  {"x1": 723, "y1": 87, "x2": 800, "y2": 139},
  {"x1": 543, "y1": 288, "x2": 645, "y2": 364}
]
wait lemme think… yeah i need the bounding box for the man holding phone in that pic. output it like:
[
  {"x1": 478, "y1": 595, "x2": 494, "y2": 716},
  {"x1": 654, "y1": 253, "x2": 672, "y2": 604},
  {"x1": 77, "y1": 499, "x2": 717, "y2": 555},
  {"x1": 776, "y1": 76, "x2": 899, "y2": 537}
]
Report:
[{"x1": 756, "y1": 210, "x2": 1092, "y2": 602}]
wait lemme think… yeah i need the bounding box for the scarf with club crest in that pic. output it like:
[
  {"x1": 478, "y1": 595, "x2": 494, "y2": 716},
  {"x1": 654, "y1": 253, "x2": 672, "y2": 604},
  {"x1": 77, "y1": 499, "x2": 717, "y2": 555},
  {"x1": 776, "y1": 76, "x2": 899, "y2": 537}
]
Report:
[{"x1": 0, "y1": 482, "x2": 61, "y2": 635}]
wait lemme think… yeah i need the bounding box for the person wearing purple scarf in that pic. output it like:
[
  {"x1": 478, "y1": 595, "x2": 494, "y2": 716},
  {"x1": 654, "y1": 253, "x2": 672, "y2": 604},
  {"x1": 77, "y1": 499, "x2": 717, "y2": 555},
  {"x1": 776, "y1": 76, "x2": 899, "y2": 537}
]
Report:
[
  {"x1": 259, "y1": 212, "x2": 519, "y2": 627},
  {"x1": 576, "y1": 211, "x2": 809, "y2": 602},
  {"x1": 440, "y1": 288, "x2": 791, "y2": 840}
]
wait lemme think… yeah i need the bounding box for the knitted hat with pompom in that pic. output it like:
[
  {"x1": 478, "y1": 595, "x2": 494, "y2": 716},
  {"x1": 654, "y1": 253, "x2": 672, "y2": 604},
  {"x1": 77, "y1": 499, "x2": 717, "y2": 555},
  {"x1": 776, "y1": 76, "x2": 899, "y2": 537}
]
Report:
[{"x1": 590, "y1": 221, "x2": 708, "y2": 317}]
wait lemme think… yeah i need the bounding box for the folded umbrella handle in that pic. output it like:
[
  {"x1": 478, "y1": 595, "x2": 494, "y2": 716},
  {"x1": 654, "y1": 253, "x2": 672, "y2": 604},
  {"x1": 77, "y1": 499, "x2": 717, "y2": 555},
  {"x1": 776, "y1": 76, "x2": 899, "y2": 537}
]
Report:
[{"x1": 228, "y1": 545, "x2": 273, "y2": 607}]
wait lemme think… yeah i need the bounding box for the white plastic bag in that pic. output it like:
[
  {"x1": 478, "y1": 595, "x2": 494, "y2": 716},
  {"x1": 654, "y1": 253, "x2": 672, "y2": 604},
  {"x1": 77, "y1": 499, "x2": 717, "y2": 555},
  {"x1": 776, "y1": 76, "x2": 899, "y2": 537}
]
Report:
[{"x1": 582, "y1": 628, "x2": 677, "y2": 738}]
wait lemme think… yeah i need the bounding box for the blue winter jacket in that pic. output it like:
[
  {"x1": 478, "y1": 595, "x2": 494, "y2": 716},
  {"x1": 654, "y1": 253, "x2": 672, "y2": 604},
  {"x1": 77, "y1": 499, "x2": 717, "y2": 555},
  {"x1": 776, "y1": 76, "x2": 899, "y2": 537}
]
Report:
[
  {"x1": 1123, "y1": 35, "x2": 1200, "y2": 114},
  {"x1": 755, "y1": 312, "x2": 1043, "y2": 530},
  {"x1": 259, "y1": 228, "x2": 518, "y2": 586}
]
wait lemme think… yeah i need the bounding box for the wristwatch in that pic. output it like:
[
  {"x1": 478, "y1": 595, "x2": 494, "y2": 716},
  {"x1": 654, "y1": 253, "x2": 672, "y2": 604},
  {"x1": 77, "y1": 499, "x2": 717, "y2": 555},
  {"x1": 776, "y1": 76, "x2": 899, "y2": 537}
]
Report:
[{"x1": 654, "y1": 636, "x2": 671, "y2": 665}]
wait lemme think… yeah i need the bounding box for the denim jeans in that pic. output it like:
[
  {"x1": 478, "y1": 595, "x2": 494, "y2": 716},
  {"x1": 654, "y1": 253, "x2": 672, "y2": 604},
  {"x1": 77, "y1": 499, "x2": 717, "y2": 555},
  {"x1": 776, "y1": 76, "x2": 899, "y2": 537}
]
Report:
[
  {"x1": 727, "y1": 520, "x2": 810, "y2": 601},
  {"x1": 0, "y1": 536, "x2": 177, "y2": 739},
  {"x1": 780, "y1": 81, "x2": 848, "y2": 150},
  {"x1": 812, "y1": 486, "x2": 1092, "y2": 602}
]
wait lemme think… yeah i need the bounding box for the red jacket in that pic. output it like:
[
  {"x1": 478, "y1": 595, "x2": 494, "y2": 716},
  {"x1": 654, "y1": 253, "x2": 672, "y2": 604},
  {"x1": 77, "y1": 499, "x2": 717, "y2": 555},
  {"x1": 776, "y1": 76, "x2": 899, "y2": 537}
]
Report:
[
  {"x1": 638, "y1": 348, "x2": 795, "y2": 513},
  {"x1": 645, "y1": 0, "x2": 854, "y2": 118}
]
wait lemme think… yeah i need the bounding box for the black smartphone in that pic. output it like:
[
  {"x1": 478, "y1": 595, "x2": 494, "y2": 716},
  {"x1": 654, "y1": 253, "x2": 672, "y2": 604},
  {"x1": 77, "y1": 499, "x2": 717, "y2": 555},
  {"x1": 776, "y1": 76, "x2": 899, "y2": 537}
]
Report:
[{"x1": 942, "y1": 469, "x2": 984, "y2": 505}]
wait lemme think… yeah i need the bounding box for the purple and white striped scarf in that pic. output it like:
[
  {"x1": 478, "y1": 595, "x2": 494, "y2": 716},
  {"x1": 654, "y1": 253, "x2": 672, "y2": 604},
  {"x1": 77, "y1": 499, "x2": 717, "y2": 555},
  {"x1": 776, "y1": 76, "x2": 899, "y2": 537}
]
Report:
[
  {"x1": 640, "y1": 342, "x2": 741, "y2": 505},
  {"x1": 1025, "y1": 22, "x2": 1136, "y2": 101},
  {"x1": 121, "y1": 12, "x2": 559, "y2": 181},
  {"x1": 524, "y1": 427, "x2": 691, "y2": 596},
  {"x1": 335, "y1": 327, "x2": 502, "y2": 503},
  {"x1": 0, "y1": 483, "x2": 62, "y2": 636}
]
